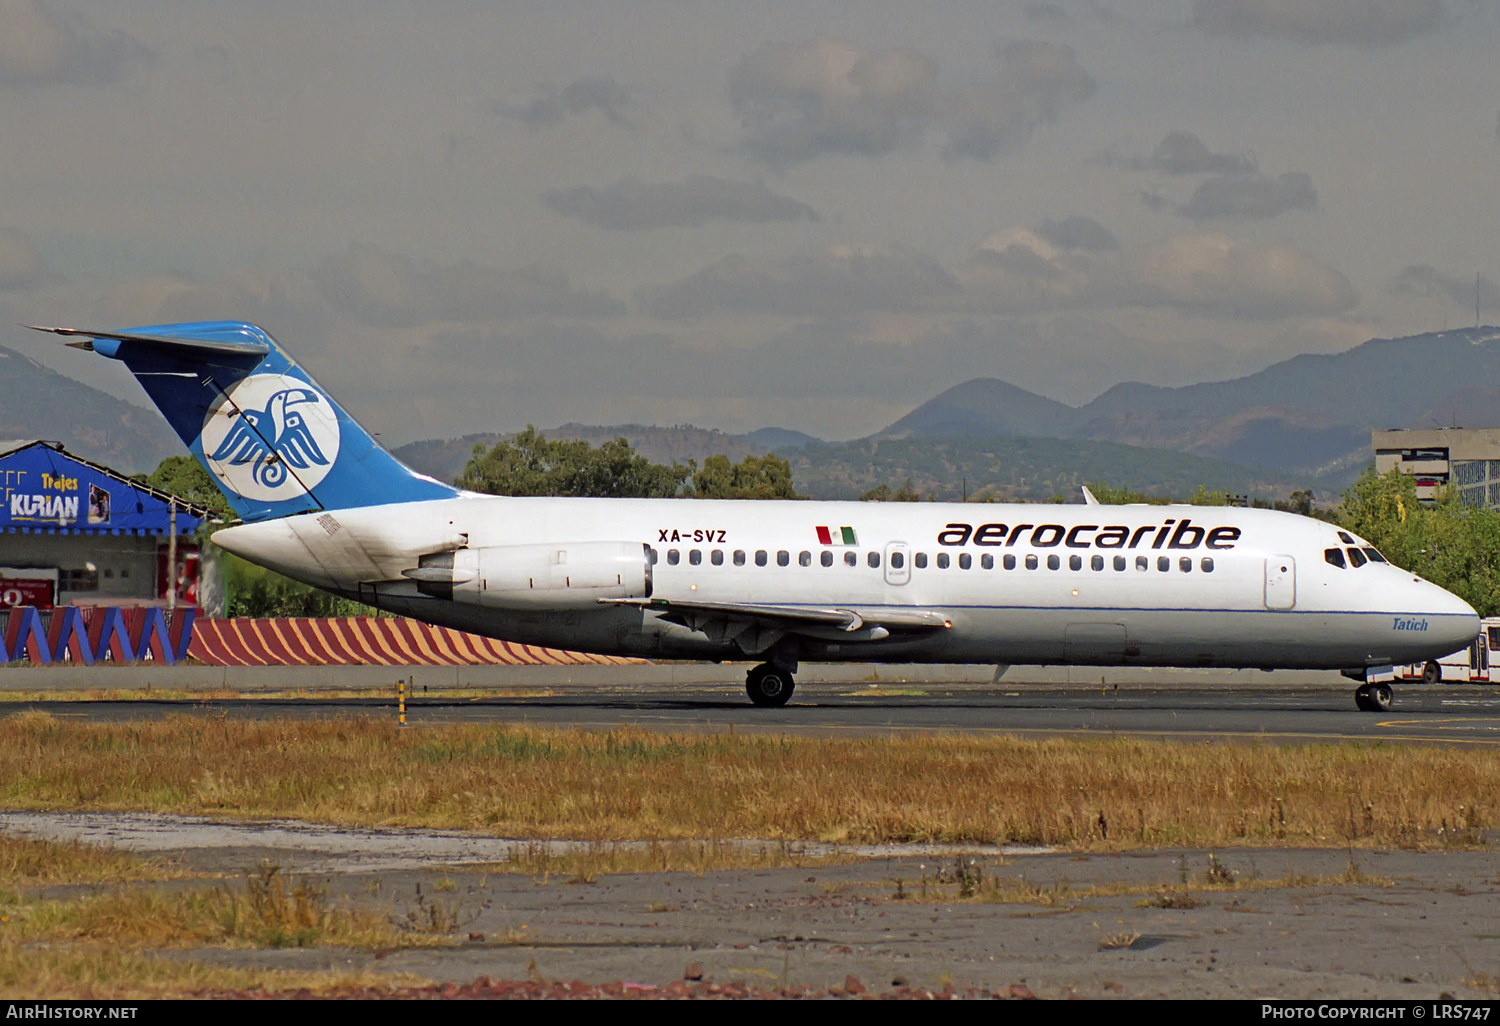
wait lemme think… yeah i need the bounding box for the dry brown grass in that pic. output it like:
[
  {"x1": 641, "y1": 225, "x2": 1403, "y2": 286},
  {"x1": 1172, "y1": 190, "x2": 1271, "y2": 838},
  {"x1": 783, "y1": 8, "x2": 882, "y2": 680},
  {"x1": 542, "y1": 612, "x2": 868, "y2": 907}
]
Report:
[
  {"x1": 0, "y1": 712, "x2": 1493, "y2": 850},
  {"x1": 0, "y1": 834, "x2": 176, "y2": 888},
  {"x1": 0, "y1": 935, "x2": 428, "y2": 999},
  {"x1": 10, "y1": 865, "x2": 409, "y2": 951}
]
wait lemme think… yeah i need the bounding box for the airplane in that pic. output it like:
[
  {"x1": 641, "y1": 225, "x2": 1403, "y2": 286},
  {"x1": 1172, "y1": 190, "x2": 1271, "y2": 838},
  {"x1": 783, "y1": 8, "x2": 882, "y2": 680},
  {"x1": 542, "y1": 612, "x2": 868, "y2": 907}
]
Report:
[{"x1": 32, "y1": 320, "x2": 1479, "y2": 713}]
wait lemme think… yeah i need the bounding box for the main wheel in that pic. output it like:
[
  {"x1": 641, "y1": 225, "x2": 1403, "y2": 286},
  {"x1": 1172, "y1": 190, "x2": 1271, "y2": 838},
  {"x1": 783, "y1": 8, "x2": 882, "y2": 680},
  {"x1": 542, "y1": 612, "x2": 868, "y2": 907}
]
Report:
[
  {"x1": 1421, "y1": 660, "x2": 1441, "y2": 684},
  {"x1": 746, "y1": 664, "x2": 794, "y2": 707},
  {"x1": 1354, "y1": 681, "x2": 1392, "y2": 712}
]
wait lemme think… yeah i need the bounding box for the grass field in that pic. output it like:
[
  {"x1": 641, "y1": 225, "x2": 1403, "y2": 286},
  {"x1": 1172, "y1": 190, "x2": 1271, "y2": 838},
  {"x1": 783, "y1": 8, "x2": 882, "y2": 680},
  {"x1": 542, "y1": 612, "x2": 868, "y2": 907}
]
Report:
[{"x1": 0, "y1": 711, "x2": 1490, "y2": 850}]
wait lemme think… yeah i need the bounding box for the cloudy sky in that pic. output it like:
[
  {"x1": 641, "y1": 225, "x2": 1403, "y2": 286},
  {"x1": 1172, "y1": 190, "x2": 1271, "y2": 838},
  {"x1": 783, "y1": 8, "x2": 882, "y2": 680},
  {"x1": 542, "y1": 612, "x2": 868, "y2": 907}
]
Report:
[{"x1": 2, "y1": 0, "x2": 1498, "y2": 445}]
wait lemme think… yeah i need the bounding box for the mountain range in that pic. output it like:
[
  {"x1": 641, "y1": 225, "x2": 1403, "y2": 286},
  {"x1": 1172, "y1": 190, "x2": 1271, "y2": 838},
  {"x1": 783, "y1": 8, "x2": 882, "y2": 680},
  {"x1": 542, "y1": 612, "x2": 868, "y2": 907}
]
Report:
[
  {"x1": 0, "y1": 344, "x2": 183, "y2": 472},
  {"x1": 880, "y1": 327, "x2": 1500, "y2": 485},
  {"x1": 18, "y1": 325, "x2": 1500, "y2": 500}
]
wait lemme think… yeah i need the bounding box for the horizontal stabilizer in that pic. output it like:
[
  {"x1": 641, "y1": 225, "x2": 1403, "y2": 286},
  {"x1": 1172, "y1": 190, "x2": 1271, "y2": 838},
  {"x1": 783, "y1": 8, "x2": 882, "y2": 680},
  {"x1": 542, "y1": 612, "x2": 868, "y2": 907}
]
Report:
[{"x1": 27, "y1": 325, "x2": 271, "y2": 357}]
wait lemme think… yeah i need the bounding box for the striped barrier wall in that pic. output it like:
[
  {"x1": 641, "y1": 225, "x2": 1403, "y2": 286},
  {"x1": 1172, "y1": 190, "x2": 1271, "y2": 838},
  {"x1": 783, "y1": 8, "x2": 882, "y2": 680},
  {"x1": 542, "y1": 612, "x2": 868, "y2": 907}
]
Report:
[{"x1": 186, "y1": 616, "x2": 641, "y2": 668}]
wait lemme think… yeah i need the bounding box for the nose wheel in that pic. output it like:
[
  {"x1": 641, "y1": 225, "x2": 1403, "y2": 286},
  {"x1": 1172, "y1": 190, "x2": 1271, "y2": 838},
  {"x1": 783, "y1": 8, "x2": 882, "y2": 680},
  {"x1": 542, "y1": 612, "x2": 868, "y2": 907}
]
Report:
[
  {"x1": 1354, "y1": 681, "x2": 1392, "y2": 712},
  {"x1": 746, "y1": 663, "x2": 795, "y2": 707}
]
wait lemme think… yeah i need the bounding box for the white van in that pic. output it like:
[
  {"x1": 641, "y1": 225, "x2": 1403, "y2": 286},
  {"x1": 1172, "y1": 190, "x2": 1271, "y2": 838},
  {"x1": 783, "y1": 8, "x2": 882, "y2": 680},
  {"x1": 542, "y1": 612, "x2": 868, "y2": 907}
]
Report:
[{"x1": 1388, "y1": 617, "x2": 1500, "y2": 683}]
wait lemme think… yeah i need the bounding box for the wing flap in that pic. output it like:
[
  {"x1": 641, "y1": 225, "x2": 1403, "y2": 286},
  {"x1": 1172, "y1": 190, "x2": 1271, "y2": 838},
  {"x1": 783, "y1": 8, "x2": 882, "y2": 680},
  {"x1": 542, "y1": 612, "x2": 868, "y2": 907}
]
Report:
[{"x1": 601, "y1": 597, "x2": 951, "y2": 633}]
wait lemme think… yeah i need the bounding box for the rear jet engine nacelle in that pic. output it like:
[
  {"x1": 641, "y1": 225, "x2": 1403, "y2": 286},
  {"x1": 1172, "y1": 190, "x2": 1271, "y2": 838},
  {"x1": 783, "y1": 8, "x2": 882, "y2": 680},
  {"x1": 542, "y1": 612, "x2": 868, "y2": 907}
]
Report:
[{"x1": 415, "y1": 541, "x2": 652, "y2": 609}]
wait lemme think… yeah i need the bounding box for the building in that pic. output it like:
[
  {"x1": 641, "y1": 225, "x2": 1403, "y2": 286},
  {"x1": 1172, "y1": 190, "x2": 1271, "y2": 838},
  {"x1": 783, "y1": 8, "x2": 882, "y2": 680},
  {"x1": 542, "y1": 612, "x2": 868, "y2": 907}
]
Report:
[
  {"x1": 0, "y1": 440, "x2": 213, "y2": 610},
  {"x1": 1372, "y1": 428, "x2": 1500, "y2": 508}
]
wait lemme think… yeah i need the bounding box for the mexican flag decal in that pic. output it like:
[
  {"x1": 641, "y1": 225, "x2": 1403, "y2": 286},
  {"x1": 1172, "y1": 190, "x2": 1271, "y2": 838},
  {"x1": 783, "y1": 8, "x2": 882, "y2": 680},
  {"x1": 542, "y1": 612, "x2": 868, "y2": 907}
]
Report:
[{"x1": 816, "y1": 525, "x2": 858, "y2": 546}]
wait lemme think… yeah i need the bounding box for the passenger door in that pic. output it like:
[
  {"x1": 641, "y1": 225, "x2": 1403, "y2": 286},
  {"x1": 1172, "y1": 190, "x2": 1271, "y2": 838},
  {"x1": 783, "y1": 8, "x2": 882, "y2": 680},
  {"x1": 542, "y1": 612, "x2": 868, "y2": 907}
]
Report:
[{"x1": 1264, "y1": 556, "x2": 1295, "y2": 610}]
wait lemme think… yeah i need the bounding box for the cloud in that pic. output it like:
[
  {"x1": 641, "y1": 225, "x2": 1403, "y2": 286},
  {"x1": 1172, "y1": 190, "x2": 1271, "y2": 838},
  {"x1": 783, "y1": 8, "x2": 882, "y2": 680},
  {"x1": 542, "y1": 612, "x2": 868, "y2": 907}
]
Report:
[
  {"x1": 1107, "y1": 232, "x2": 1356, "y2": 318},
  {"x1": 638, "y1": 243, "x2": 962, "y2": 318},
  {"x1": 1191, "y1": 0, "x2": 1443, "y2": 46},
  {"x1": 0, "y1": 227, "x2": 57, "y2": 288},
  {"x1": 940, "y1": 42, "x2": 1097, "y2": 161},
  {"x1": 1389, "y1": 265, "x2": 1500, "y2": 312},
  {"x1": 728, "y1": 37, "x2": 939, "y2": 168},
  {"x1": 1035, "y1": 215, "x2": 1119, "y2": 252},
  {"x1": 311, "y1": 243, "x2": 625, "y2": 327},
  {"x1": 1176, "y1": 171, "x2": 1317, "y2": 220},
  {"x1": 1022, "y1": 3, "x2": 1072, "y2": 25},
  {"x1": 1137, "y1": 130, "x2": 1257, "y2": 175},
  {"x1": 543, "y1": 176, "x2": 818, "y2": 231},
  {"x1": 726, "y1": 36, "x2": 1094, "y2": 167},
  {"x1": 963, "y1": 227, "x2": 1355, "y2": 319},
  {"x1": 0, "y1": 0, "x2": 153, "y2": 87},
  {"x1": 493, "y1": 76, "x2": 639, "y2": 130}
]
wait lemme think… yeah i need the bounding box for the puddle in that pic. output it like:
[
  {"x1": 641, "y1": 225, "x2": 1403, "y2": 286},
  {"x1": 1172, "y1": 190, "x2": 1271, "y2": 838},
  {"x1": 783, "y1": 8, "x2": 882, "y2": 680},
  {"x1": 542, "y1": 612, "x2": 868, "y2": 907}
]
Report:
[{"x1": 0, "y1": 811, "x2": 1051, "y2": 874}]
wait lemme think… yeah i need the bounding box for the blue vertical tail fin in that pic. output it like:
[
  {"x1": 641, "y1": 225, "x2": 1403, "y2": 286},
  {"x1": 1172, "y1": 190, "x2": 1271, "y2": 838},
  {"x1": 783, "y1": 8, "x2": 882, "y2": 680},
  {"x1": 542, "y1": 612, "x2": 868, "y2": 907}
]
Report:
[{"x1": 32, "y1": 321, "x2": 458, "y2": 522}]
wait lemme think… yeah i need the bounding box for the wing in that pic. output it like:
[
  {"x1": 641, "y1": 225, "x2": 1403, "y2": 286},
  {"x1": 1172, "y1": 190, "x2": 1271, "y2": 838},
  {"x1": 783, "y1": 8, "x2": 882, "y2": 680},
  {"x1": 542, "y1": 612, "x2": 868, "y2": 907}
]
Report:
[{"x1": 600, "y1": 597, "x2": 950, "y2": 654}]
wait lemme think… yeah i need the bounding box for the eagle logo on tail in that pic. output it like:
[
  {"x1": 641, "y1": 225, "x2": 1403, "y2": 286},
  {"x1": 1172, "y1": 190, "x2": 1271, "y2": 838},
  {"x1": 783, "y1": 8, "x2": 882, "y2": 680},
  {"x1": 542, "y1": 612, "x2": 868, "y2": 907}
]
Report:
[{"x1": 200, "y1": 375, "x2": 341, "y2": 501}]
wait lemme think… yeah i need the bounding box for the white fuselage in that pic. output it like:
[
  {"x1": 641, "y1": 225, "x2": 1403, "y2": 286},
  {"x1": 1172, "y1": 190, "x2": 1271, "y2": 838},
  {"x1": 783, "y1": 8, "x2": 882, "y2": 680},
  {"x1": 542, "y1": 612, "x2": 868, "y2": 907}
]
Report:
[{"x1": 213, "y1": 496, "x2": 1478, "y2": 671}]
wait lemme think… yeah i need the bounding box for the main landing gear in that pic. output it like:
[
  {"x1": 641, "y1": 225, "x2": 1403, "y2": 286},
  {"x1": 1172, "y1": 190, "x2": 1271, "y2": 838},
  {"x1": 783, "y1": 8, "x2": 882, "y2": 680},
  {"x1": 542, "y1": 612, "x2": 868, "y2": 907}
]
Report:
[
  {"x1": 1354, "y1": 680, "x2": 1393, "y2": 713},
  {"x1": 746, "y1": 662, "x2": 795, "y2": 707}
]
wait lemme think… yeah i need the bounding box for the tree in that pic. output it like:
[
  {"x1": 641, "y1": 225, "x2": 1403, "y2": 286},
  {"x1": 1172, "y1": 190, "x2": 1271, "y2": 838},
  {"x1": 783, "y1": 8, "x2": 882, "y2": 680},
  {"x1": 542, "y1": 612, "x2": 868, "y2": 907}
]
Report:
[
  {"x1": 138, "y1": 455, "x2": 233, "y2": 518},
  {"x1": 859, "y1": 479, "x2": 921, "y2": 502},
  {"x1": 691, "y1": 453, "x2": 800, "y2": 499},
  {"x1": 458, "y1": 427, "x2": 690, "y2": 497},
  {"x1": 1338, "y1": 466, "x2": 1500, "y2": 617}
]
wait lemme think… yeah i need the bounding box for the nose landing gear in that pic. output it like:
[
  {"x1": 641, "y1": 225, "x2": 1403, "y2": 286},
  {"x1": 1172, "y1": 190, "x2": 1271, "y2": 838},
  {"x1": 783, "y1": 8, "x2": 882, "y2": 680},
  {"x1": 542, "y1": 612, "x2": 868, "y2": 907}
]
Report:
[
  {"x1": 1354, "y1": 680, "x2": 1392, "y2": 713},
  {"x1": 745, "y1": 662, "x2": 795, "y2": 707}
]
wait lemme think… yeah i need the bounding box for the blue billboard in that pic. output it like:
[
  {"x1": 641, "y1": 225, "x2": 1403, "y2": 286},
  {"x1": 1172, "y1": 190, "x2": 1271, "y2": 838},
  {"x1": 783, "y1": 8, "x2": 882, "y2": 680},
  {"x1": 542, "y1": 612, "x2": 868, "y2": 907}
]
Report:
[{"x1": 0, "y1": 442, "x2": 207, "y2": 535}]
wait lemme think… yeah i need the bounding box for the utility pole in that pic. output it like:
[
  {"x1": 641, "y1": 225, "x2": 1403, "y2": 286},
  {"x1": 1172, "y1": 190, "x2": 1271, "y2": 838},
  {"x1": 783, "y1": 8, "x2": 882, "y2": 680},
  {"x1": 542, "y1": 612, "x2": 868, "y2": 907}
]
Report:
[{"x1": 167, "y1": 497, "x2": 177, "y2": 614}]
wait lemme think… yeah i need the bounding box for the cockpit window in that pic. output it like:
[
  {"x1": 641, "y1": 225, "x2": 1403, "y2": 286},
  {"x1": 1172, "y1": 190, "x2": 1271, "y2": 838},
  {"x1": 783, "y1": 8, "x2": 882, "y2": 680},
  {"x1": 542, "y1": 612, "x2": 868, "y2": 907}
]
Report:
[
  {"x1": 1338, "y1": 531, "x2": 1355, "y2": 544},
  {"x1": 1324, "y1": 548, "x2": 1346, "y2": 569},
  {"x1": 1362, "y1": 547, "x2": 1388, "y2": 564},
  {"x1": 1346, "y1": 548, "x2": 1367, "y2": 568}
]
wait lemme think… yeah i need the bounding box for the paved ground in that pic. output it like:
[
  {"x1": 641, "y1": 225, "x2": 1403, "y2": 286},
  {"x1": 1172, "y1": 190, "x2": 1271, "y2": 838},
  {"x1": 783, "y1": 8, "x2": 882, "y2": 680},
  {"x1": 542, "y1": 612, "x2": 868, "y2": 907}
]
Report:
[
  {"x1": 4, "y1": 811, "x2": 1498, "y2": 999},
  {"x1": 12, "y1": 679, "x2": 1500, "y2": 746}
]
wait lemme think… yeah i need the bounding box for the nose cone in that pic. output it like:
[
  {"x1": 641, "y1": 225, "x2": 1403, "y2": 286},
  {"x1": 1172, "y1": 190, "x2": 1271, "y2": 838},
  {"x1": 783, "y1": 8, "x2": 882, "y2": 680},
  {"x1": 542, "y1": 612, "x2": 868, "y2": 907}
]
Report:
[{"x1": 1419, "y1": 579, "x2": 1479, "y2": 652}]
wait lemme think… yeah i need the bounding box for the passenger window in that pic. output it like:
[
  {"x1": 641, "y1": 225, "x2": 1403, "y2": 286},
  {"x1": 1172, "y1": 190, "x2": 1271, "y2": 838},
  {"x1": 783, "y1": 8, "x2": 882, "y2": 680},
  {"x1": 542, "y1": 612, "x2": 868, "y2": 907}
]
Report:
[
  {"x1": 845, "y1": 550, "x2": 857, "y2": 567},
  {"x1": 937, "y1": 553, "x2": 950, "y2": 569},
  {"x1": 891, "y1": 551, "x2": 905, "y2": 569},
  {"x1": 777, "y1": 550, "x2": 789, "y2": 567},
  {"x1": 1201, "y1": 557, "x2": 1214, "y2": 573},
  {"x1": 1136, "y1": 555, "x2": 1149, "y2": 571},
  {"x1": 1157, "y1": 556, "x2": 1170, "y2": 572},
  {"x1": 1347, "y1": 548, "x2": 1367, "y2": 568},
  {"x1": 711, "y1": 549, "x2": 724, "y2": 566},
  {"x1": 1092, "y1": 555, "x2": 1104, "y2": 571},
  {"x1": 959, "y1": 553, "x2": 971, "y2": 570},
  {"x1": 914, "y1": 552, "x2": 928, "y2": 569},
  {"x1": 667, "y1": 549, "x2": 680, "y2": 566},
  {"x1": 799, "y1": 550, "x2": 812, "y2": 567},
  {"x1": 1179, "y1": 556, "x2": 1192, "y2": 572},
  {"x1": 1047, "y1": 554, "x2": 1060, "y2": 570},
  {"x1": 1068, "y1": 555, "x2": 1082, "y2": 571},
  {"x1": 689, "y1": 549, "x2": 702, "y2": 566},
  {"x1": 1113, "y1": 555, "x2": 1126, "y2": 571},
  {"x1": 1325, "y1": 548, "x2": 1346, "y2": 569},
  {"x1": 733, "y1": 550, "x2": 746, "y2": 566},
  {"x1": 867, "y1": 551, "x2": 881, "y2": 568},
  {"x1": 1363, "y1": 547, "x2": 1387, "y2": 564},
  {"x1": 981, "y1": 553, "x2": 993, "y2": 570},
  {"x1": 647, "y1": 547, "x2": 658, "y2": 565},
  {"x1": 1004, "y1": 554, "x2": 1016, "y2": 570},
  {"x1": 821, "y1": 550, "x2": 833, "y2": 567},
  {"x1": 755, "y1": 550, "x2": 768, "y2": 567},
  {"x1": 1025, "y1": 554, "x2": 1038, "y2": 570}
]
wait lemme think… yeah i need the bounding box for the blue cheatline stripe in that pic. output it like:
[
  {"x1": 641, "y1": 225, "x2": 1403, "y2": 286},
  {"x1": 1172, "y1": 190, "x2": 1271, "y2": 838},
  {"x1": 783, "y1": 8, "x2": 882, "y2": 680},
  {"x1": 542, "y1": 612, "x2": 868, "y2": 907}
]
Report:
[{"x1": 652, "y1": 600, "x2": 1474, "y2": 619}]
